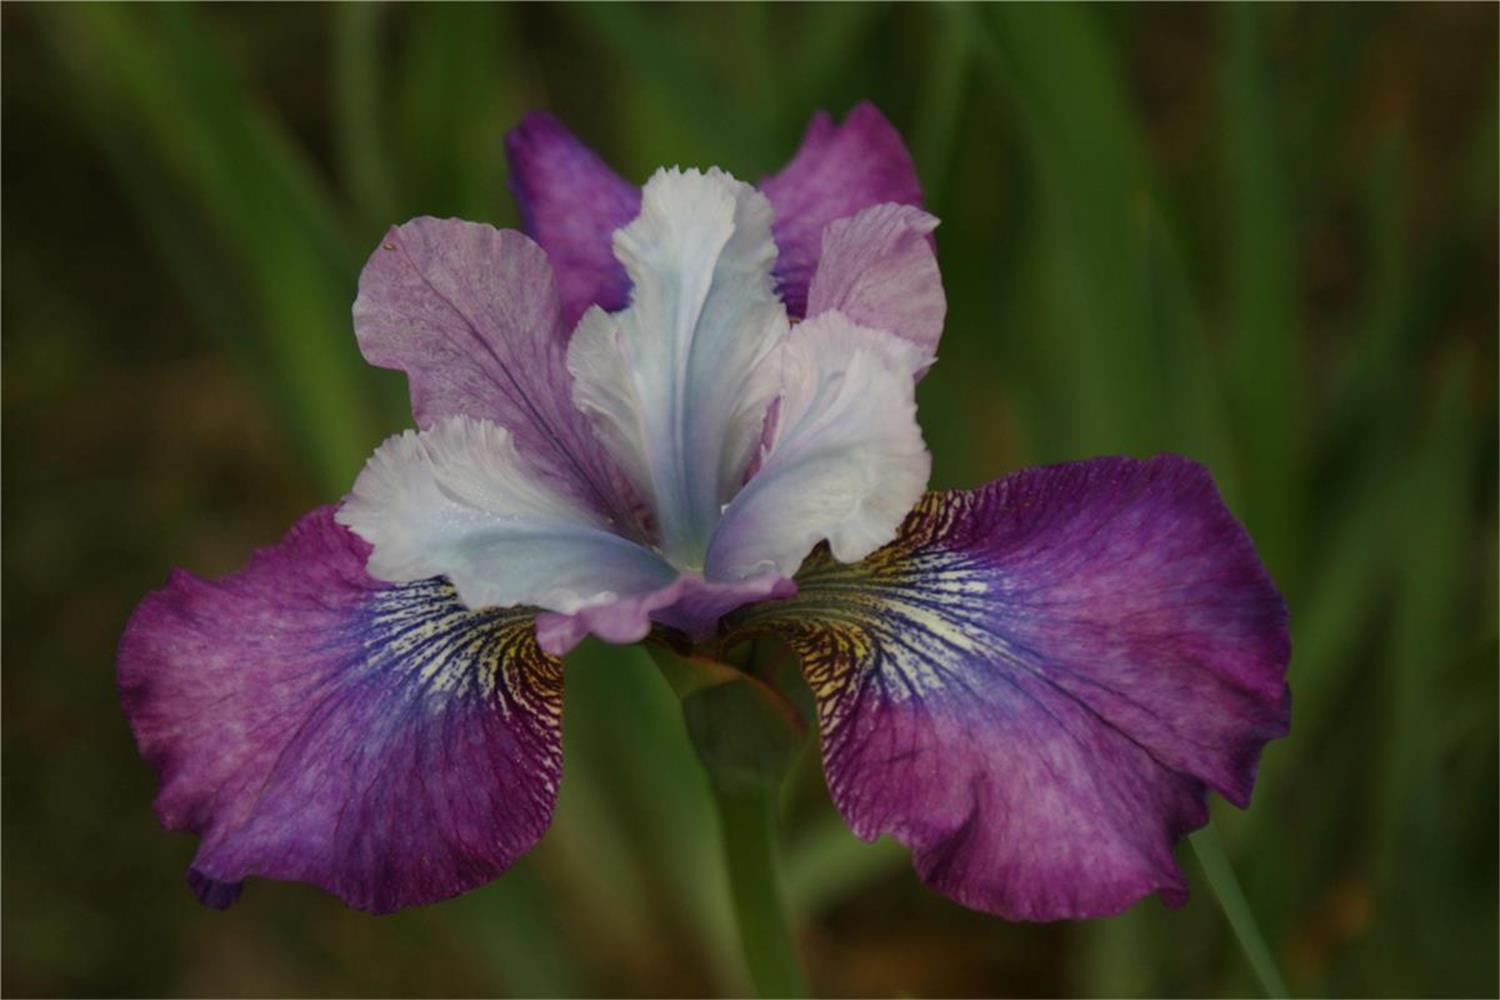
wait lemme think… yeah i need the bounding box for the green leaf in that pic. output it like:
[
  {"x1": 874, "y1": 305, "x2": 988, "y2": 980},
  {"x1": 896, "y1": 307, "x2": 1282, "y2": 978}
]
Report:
[
  {"x1": 392, "y1": 4, "x2": 524, "y2": 224},
  {"x1": 333, "y1": 4, "x2": 399, "y2": 231},
  {"x1": 1221, "y1": 4, "x2": 1304, "y2": 588},
  {"x1": 968, "y1": 4, "x2": 1199, "y2": 458},
  {"x1": 41, "y1": 5, "x2": 381, "y2": 493},
  {"x1": 567, "y1": 4, "x2": 770, "y2": 173}
]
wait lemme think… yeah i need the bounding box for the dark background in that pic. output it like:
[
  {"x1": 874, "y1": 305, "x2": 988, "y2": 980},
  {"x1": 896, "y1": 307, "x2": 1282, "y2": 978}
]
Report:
[{"x1": 3, "y1": 4, "x2": 1496, "y2": 996}]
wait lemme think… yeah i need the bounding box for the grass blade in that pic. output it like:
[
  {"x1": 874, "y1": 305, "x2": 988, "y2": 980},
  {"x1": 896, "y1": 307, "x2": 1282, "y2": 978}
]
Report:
[
  {"x1": 333, "y1": 4, "x2": 399, "y2": 231},
  {"x1": 1192, "y1": 824, "x2": 1291, "y2": 998},
  {"x1": 969, "y1": 3, "x2": 1194, "y2": 458},
  {"x1": 42, "y1": 4, "x2": 381, "y2": 493},
  {"x1": 1221, "y1": 4, "x2": 1304, "y2": 589}
]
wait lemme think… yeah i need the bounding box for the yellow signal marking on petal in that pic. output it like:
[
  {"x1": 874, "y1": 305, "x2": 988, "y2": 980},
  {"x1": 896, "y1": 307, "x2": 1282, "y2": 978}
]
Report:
[
  {"x1": 726, "y1": 490, "x2": 1014, "y2": 720},
  {"x1": 364, "y1": 579, "x2": 562, "y2": 730}
]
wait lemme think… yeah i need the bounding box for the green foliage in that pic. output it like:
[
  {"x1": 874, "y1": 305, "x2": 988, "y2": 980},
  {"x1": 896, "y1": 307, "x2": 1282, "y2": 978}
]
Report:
[{"x1": 3, "y1": 3, "x2": 1495, "y2": 996}]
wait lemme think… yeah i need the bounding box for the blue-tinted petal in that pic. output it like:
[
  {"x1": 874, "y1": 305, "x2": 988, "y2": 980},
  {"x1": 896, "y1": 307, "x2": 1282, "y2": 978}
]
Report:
[
  {"x1": 707, "y1": 312, "x2": 931, "y2": 582},
  {"x1": 727, "y1": 457, "x2": 1290, "y2": 920},
  {"x1": 118, "y1": 507, "x2": 565, "y2": 914},
  {"x1": 338, "y1": 415, "x2": 677, "y2": 616},
  {"x1": 568, "y1": 168, "x2": 788, "y2": 566}
]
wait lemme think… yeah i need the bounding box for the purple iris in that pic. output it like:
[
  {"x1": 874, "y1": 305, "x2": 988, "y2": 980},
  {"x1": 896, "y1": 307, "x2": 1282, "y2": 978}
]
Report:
[{"x1": 118, "y1": 103, "x2": 1290, "y2": 921}]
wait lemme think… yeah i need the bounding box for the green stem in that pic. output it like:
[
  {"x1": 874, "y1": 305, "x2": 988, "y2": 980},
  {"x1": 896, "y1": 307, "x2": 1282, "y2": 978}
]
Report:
[
  {"x1": 711, "y1": 783, "x2": 810, "y2": 999},
  {"x1": 1191, "y1": 824, "x2": 1290, "y2": 998},
  {"x1": 649, "y1": 644, "x2": 810, "y2": 996}
]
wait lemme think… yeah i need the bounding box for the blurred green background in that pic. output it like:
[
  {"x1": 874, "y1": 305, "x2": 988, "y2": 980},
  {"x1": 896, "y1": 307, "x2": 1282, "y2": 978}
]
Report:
[{"x1": 3, "y1": 3, "x2": 1495, "y2": 997}]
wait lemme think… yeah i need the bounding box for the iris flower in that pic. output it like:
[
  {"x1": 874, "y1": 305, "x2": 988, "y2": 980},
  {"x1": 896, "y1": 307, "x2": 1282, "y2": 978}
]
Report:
[{"x1": 119, "y1": 104, "x2": 1290, "y2": 923}]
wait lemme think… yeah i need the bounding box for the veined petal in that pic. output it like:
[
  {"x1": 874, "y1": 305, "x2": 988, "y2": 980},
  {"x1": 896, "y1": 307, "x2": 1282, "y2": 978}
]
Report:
[
  {"x1": 354, "y1": 218, "x2": 642, "y2": 537},
  {"x1": 758, "y1": 102, "x2": 925, "y2": 318},
  {"x1": 117, "y1": 507, "x2": 565, "y2": 914},
  {"x1": 504, "y1": 112, "x2": 641, "y2": 327},
  {"x1": 568, "y1": 168, "x2": 789, "y2": 567},
  {"x1": 726, "y1": 458, "x2": 1291, "y2": 921},
  {"x1": 706, "y1": 312, "x2": 932, "y2": 582},
  {"x1": 807, "y1": 203, "x2": 946, "y2": 362},
  {"x1": 337, "y1": 416, "x2": 677, "y2": 615}
]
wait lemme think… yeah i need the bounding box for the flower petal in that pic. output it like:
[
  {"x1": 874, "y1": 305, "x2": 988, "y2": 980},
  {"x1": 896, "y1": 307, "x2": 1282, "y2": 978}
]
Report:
[
  {"x1": 706, "y1": 311, "x2": 932, "y2": 582},
  {"x1": 806, "y1": 203, "x2": 946, "y2": 362},
  {"x1": 337, "y1": 415, "x2": 677, "y2": 615},
  {"x1": 534, "y1": 571, "x2": 795, "y2": 656},
  {"x1": 117, "y1": 507, "x2": 565, "y2": 914},
  {"x1": 354, "y1": 217, "x2": 643, "y2": 536},
  {"x1": 504, "y1": 111, "x2": 641, "y2": 327},
  {"x1": 758, "y1": 102, "x2": 924, "y2": 318},
  {"x1": 568, "y1": 168, "x2": 789, "y2": 567},
  {"x1": 726, "y1": 458, "x2": 1291, "y2": 921}
]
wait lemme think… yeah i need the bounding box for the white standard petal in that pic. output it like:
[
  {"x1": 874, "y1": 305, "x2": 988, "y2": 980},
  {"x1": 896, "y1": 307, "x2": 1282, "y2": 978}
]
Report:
[
  {"x1": 704, "y1": 311, "x2": 933, "y2": 582},
  {"x1": 336, "y1": 415, "x2": 677, "y2": 613},
  {"x1": 567, "y1": 167, "x2": 789, "y2": 568}
]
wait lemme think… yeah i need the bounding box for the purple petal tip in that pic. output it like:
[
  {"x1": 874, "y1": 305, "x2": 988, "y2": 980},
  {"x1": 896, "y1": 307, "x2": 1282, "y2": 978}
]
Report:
[{"x1": 187, "y1": 868, "x2": 244, "y2": 910}]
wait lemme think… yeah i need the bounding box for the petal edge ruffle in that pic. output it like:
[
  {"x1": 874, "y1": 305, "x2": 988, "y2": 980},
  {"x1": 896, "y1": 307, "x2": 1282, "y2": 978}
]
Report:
[
  {"x1": 118, "y1": 507, "x2": 565, "y2": 914},
  {"x1": 353, "y1": 218, "x2": 644, "y2": 538},
  {"x1": 727, "y1": 457, "x2": 1290, "y2": 920}
]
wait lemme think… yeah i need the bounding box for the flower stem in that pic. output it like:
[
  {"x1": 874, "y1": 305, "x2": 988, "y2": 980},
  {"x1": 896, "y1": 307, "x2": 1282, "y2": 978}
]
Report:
[
  {"x1": 711, "y1": 782, "x2": 809, "y2": 999},
  {"x1": 647, "y1": 644, "x2": 810, "y2": 996},
  {"x1": 1191, "y1": 824, "x2": 1290, "y2": 998}
]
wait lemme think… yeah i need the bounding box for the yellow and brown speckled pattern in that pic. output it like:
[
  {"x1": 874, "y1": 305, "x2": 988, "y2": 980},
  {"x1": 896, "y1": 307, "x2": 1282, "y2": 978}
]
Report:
[
  {"x1": 725, "y1": 489, "x2": 1003, "y2": 724},
  {"x1": 365, "y1": 578, "x2": 563, "y2": 768},
  {"x1": 120, "y1": 505, "x2": 578, "y2": 914},
  {"x1": 721, "y1": 457, "x2": 1292, "y2": 921}
]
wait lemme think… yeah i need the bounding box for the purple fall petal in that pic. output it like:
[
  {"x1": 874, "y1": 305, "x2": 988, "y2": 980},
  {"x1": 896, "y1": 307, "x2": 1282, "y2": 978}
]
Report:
[
  {"x1": 535, "y1": 572, "x2": 795, "y2": 656},
  {"x1": 353, "y1": 218, "x2": 643, "y2": 537},
  {"x1": 806, "y1": 203, "x2": 946, "y2": 362},
  {"x1": 118, "y1": 507, "x2": 565, "y2": 914},
  {"x1": 758, "y1": 102, "x2": 925, "y2": 318},
  {"x1": 727, "y1": 456, "x2": 1290, "y2": 921},
  {"x1": 504, "y1": 112, "x2": 642, "y2": 328}
]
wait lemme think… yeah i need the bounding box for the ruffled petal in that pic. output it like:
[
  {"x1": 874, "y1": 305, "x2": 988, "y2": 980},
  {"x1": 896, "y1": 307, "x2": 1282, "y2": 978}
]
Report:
[
  {"x1": 353, "y1": 218, "x2": 642, "y2": 536},
  {"x1": 568, "y1": 167, "x2": 789, "y2": 567},
  {"x1": 337, "y1": 415, "x2": 678, "y2": 615},
  {"x1": 706, "y1": 312, "x2": 932, "y2": 582},
  {"x1": 758, "y1": 102, "x2": 924, "y2": 318},
  {"x1": 504, "y1": 111, "x2": 641, "y2": 327},
  {"x1": 806, "y1": 203, "x2": 946, "y2": 362},
  {"x1": 117, "y1": 507, "x2": 565, "y2": 914},
  {"x1": 534, "y1": 571, "x2": 794, "y2": 656},
  {"x1": 726, "y1": 457, "x2": 1291, "y2": 921}
]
